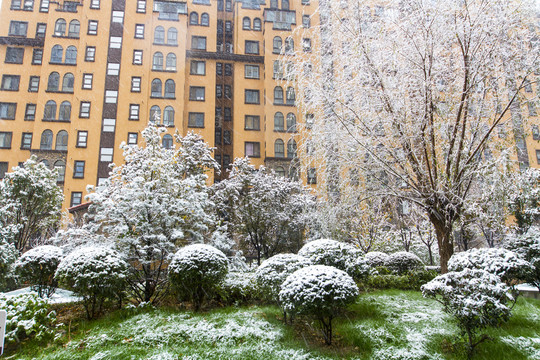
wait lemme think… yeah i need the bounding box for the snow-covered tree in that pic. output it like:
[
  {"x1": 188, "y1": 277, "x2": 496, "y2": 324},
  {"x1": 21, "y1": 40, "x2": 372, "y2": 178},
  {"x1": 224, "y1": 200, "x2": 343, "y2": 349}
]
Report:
[
  {"x1": 292, "y1": 0, "x2": 539, "y2": 273},
  {"x1": 86, "y1": 126, "x2": 218, "y2": 304},
  {"x1": 15, "y1": 245, "x2": 64, "y2": 298},
  {"x1": 0, "y1": 239, "x2": 18, "y2": 291},
  {"x1": 0, "y1": 156, "x2": 63, "y2": 251},
  {"x1": 504, "y1": 227, "x2": 540, "y2": 291},
  {"x1": 507, "y1": 168, "x2": 540, "y2": 233},
  {"x1": 213, "y1": 158, "x2": 316, "y2": 265}
]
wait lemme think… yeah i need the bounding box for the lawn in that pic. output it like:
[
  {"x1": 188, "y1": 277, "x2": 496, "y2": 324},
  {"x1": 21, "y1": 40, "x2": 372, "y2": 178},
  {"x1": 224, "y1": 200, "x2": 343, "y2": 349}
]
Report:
[{"x1": 6, "y1": 290, "x2": 540, "y2": 360}]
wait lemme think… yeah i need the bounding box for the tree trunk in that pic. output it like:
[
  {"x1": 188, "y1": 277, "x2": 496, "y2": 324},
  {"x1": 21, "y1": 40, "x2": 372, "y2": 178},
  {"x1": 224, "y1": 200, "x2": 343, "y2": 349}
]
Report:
[{"x1": 430, "y1": 217, "x2": 454, "y2": 274}]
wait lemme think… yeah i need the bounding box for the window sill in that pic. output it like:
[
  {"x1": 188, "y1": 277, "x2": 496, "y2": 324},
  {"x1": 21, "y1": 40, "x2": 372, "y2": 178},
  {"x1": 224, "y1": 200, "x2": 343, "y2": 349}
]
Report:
[
  {"x1": 153, "y1": 42, "x2": 178, "y2": 47},
  {"x1": 52, "y1": 35, "x2": 80, "y2": 39},
  {"x1": 5, "y1": 61, "x2": 23, "y2": 64},
  {"x1": 49, "y1": 62, "x2": 77, "y2": 66},
  {"x1": 24, "y1": 118, "x2": 35, "y2": 121},
  {"x1": 188, "y1": 125, "x2": 205, "y2": 128},
  {"x1": 0, "y1": 89, "x2": 20, "y2": 92},
  {"x1": 244, "y1": 128, "x2": 261, "y2": 131},
  {"x1": 42, "y1": 118, "x2": 71, "y2": 123},
  {"x1": 0, "y1": 118, "x2": 15, "y2": 121},
  {"x1": 152, "y1": 69, "x2": 177, "y2": 73},
  {"x1": 46, "y1": 90, "x2": 74, "y2": 94}
]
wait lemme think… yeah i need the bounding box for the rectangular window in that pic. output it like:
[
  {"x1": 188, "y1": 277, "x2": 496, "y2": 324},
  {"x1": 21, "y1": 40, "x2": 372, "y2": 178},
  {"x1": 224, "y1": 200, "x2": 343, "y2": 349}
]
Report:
[
  {"x1": 70, "y1": 192, "x2": 82, "y2": 207},
  {"x1": 90, "y1": 0, "x2": 100, "y2": 9},
  {"x1": 245, "y1": 115, "x2": 260, "y2": 130},
  {"x1": 82, "y1": 74, "x2": 93, "y2": 89},
  {"x1": 1, "y1": 75, "x2": 20, "y2": 91},
  {"x1": 303, "y1": 38, "x2": 312, "y2": 52},
  {"x1": 223, "y1": 130, "x2": 231, "y2": 145},
  {"x1": 11, "y1": 0, "x2": 22, "y2": 9},
  {"x1": 245, "y1": 40, "x2": 259, "y2": 54},
  {"x1": 36, "y1": 23, "x2": 46, "y2": 38},
  {"x1": 105, "y1": 91, "x2": 118, "y2": 103},
  {"x1": 103, "y1": 118, "x2": 116, "y2": 132},
  {"x1": 190, "y1": 60, "x2": 206, "y2": 75},
  {"x1": 39, "y1": 0, "x2": 49, "y2": 12},
  {"x1": 133, "y1": 50, "x2": 143, "y2": 65},
  {"x1": 245, "y1": 142, "x2": 260, "y2": 157},
  {"x1": 79, "y1": 101, "x2": 91, "y2": 118},
  {"x1": 9, "y1": 21, "x2": 28, "y2": 36},
  {"x1": 77, "y1": 131, "x2": 88, "y2": 147},
  {"x1": 0, "y1": 103, "x2": 17, "y2": 120},
  {"x1": 245, "y1": 89, "x2": 260, "y2": 104},
  {"x1": 224, "y1": 107, "x2": 232, "y2": 121},
  {"x1": 303, "y1": 15, "x2": 311, "y2": 28},
  {"x1": 225, "y1": 64, "x2": 232, "y2": 76},
  {"x1": 245, "y1": 65, "x2": 259, "y2": 79},
  {"x1": 28, "y1": 76, "x2": 40, "y2": 92},
  {"x1": 135, "y1": 24, "x2": 145, "y2": 39},
  {"x1": 216, "y1": 63, "x2": 223, "y2": 75},
  {"x1": 224, "y1": 85, "x2": 232, "y2": 99},
  {"x1": 307, "y1": 168, "x2": 317, "y2": 184},
  {"x1": 0, "y1": 132, "x2": 13, "y2": 149},
  {"x1": 137, "y1": 0, "x2": 146, "y2": 13},
  {"x1": 302, "y1": 0, "x2": 310, "y2": 4},
  {"x1": 112, "y1": 11, "x2": 124, "y2": 23},
  {"x1": 85, "y1": 46, "x2": 95, "y2": 62},
  {"x1": 32, "y1": 48, "x2": 43, "y2": 64},
  {"x1": 537, "y1": 150, "x2": 540, "y2": 165},
  {"x1": 0, "y1": 162, "x2": 8, "y2": 179},
  {"x1": 100, "y1": 148, "x2": 113, "y2": 162},
  {"x1": 129, "y1": 104, "x2": 140, "y2": 120},
  {"x1": 110, "y1": 36, "x2": 122, "y2": 49},
  {"x1": 87, "y1": 20, "x2": 98, "y2": 35},
  {"x1": 5, "y1": 47, "x2": 24, "y2": 64},
  {"x1": 21, "y1": 132, "x2": 32, "y2": 149},
  {"x1": 73, "y1": 160, "x2": 85, "y2": 178},
  {"x1": 25, "y1": 103, "x2": 36, "y2": 120},
  {"x1": 131, "y1": 77, "x2": 141, "y2": 92},
  {"x1": 188, "y1": 112, "x2": 205, "y2": 128},
  {"x1": 189, "y1": 86, "x2": 205, "y2": 101},
  {"x1": 216, "y1": 85, "x2": 222, "y2": 98},
  {"x1": 191, "y1": 36, "x2": 207, "y2": 50},
  {"x1": 127, "y1": 132, "x2": 138, "y2": 145},
  {"x1": 533, "y1": 125, "x2": 540, "y2": 141}
]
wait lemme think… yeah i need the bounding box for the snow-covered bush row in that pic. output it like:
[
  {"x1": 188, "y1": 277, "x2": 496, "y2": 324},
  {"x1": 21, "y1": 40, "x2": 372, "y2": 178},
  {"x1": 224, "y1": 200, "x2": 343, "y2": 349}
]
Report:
[
  {"x1": 505, "y1": 227, "x2": 540, "y2": 291},
  {"x1": 55, "y1": 246, "x2": 128, "y2": 319},
  {"x1": 255, "y1": 253, "x2": 311, "y2": 302},
  {"x1": 365, "y1": 251, "x2": 390, "y2": 268},
  {"x1": 422, "y1": 268, "x2": 513, "y2": 355},
  {"x1": 298, "y1": 239, "x2": 370, "y2": 280},
  {"x1": 0, "y1": 239, "x2": 18, "y2": 291},
  {"x1": 0, "y1": 292, "x2": 56, "y2": 346},
  {"x1": 15, "y1": 245, "x2": 63, "y2": 298},
  {"x1": 279, "y1": 265, "x2": 359, "y2": 345},
  {"x1": 385, "y1": 251, "x2": 424, "y2": 274},
  {"x1": 168, "y1": 244, "x2": 228, "y2": 311},
  {"x1": 448, "y1": 248, "x2": 533, "y2": 285},
  {"x1": 218, "y1": 271, "x2": 259, "y2": 304}
]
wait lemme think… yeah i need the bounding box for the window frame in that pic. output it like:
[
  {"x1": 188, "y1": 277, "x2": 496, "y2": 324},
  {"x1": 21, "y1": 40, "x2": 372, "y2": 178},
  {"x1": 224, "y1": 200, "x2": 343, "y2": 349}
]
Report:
[
  {"x1": 0, "y1": 132, "x2": 13, "y2": 149},
  {"x1": 82, "y1": 73, "x2": 93, "y2": 89},
  {"x1": 244, "y1": 142, "x2": 260, "y2": 158},
  {"x1": 25, "y1": 103, "x2": 36, "y2": 121},
  {"x1": 1, "y1": 75, "x2": 21, "y2": 91},
  {"x1": 28, "y1": 76, "x2": 40, "y2": 92},
  {"x1": 133, "y1": 50, "x2": 143, "y2": 65},
  {"x1": 79, "y1": 101, "x2": 91, "y2": 118},
  {"x1": 131, "y1": 76, "x2": 142, "y2": 92},
  {"x1": 0, "y1": 102, "x2": 17, "y2": 120},
  {"x1": 84, "y1": 46, "x2": 95, "y2": 62},
  {"x1": 129, "y1": 104, "x2": 140, "y2": 120},
  {"x1": 9, "y1": 21, "x2": 28, "y2": 36},
  {"x1": 191, "y1": 36, "x2": 207, "y2": 50},
  {"x1": 245, "y1": 89, "x2": 260, "y2": 104},
  {"x1": 76, "y1": 131, "x2": 88, "y2": 148},
  {"x1": 188, "y1": 112, "x2": 205, "y2": 128},
  {"x1": 32, "y1": 48, "x2": 43, "y2": 65},
  {"x1": 87, "y1": 20, "x2": 98, "y2": 35},
  {"x1": 73, "y1": 160, "x2": 85, "y2": 178},
  {"x1": 245, "y1": 40, "x2": 259, "y2": 55},
  {"x1": 21, "y1": 132, "x2": 32, "y2": 149},
  {"x1": 134, "y1": 24, "x2": 145, "y2": 39},
  {"x1": 5, "y1": 47, "x2": 24, "y2": 64},
  {"x1": 245, "y1": 115, "x2": 260, "y2": 130},
  {"x1": 189, "y1": 86, "x2": 206, "y2": 101},
  {"x1": 245, "y1": 64, "x2": 260, "y2": 79},
  {"x1": 70, "y1": 192, "x2": 83, "y2": 207},
  {"x1": 190, "y1": 60, "x2": 206, "y2": 75}
]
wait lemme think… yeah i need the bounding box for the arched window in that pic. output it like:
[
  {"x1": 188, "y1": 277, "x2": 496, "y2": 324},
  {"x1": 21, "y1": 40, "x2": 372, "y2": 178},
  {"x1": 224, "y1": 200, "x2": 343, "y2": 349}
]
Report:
[
  {"x1": 65, "y1": 46, "x2": 77, "y2": 64},
  {"x1": 167, "y1": 28, "x2": 178, "y2": 45},
  {"x1": 253, "y1": 18, "x2": 262, "y2": 31},
  {"x1": 274, "y1": 112, "x2": 284, "y2": 131},
  {"x1": 151, "y1": 79, "x2": 162, "y2": 97},
  {"x1": 243, "y1": 17, "x2": 251, "y2": 30},
  {"x1": 201, "y1": 13, "x2": 210, "y2": 26},
  {"x1": 190, "y1": 12, "x2": 199, "y2": 25},
  {"x1": 44, "y1": 100, "x2": 57, "y2": 120},
  {"x1": 164, "y1": 80, "x2": 175, "y2": 98},
  {"x1": 154, "y1": 26, "x2": 165, "y2": 44},
  {"x1": 162, "y1": 134, "x2": 173, "y2": 148},
  {"x1": 41, "y1": 159, "x2": 49, "y2": 167},
  {"x1": 282, "y1": 0, "x2": 289, "y2": 10},
  {"x1": 152, "y1": 52, "x2": 163, "y2": 70},
  {"x1": 285, "y1": 37, "x2": 294, "y2": 53},
  {"x1": 54, "y1": 160, "x2": 66, "y2": 182},
  {"x1": 287, "y1": 139, "x2": 297, "y2": 158},
  {"x1": 166, "y1": 53, "x2": 176, "y2": 70},
  {"x1": 40, "y1": 130, "x2": 53, "y2": 150},
  {"x1": 286, "y1": 87, "x2": 296, "y2": 105},
  {"x1": 273, "y1": 36, "x2": 282, "y2": 53},
  {"x1": 275, "y1": 166, "x2": 285, "y2": 177},
  {"x1": 51, "y1": 45, "x2": 63, "y2": 63},
  {"x1": 150, "y1": 105, "x2": 161, "y2": 124},
  {"x1": 286, "y1": 113, "x2": 296, "y2": 132},
  {"x1": 68, "y1": 20, "x2": 80, "y2": 37},
  {"x1": 62, "y1": 73, "x2": 74, "y2": 92},
  {"x1": 58, "y1": 101, "x2": 71, "y2": 121},
  {"x1": 163, "y1": 106, "x2": 174, "y2": 126},
  {"x1": 55, "y1": 130, "x2": 68, "y2": 150},
  {"x1": 47, "y1": 72, "x2": 60, "y2": 91},
  {"x1": 274, "y1": 86, "x2": 284, "y2": 104},
  {"x1": 54, "y1": 19, "x2": 66, "y2": 36},
  {"x1": 274, "y1": 139, "x2": 285, "y2": 158}
]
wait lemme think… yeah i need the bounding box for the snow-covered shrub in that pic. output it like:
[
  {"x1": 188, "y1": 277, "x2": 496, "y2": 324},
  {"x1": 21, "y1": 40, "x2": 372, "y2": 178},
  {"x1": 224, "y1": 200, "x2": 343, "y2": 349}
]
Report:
[
  {"x1": 365, "y1": 251, "x2": 390, "y2": 268},
  {"x1": 168, "y1": 244, "x2": 228, "y2": 311},
  {"x1": 505, "y1": 227, "x2": 540, "y2": 291},
  {"x1": 255, "y1": 253, "x2": 311, "y2": 302},
  {"x1": 385, "y1": 251, "x2": 424, "y2": 274},
  {"x1": 55, "y1": 246, "x2": 128, "y2": 319},
  {"x1": 298, "y1": 239, "x2": 368, "y2": 280},
  {"x1": 422, "y1": 269, "x2": 513, "y2": 356},
  {"x1": 0, "y1": 292, "x2": 56, "y2": 346},
  {"x1": 0, "y1": 239, "x2": 18, "y2": 291},
  {"x1": 279, "y1": 265, "x2": 359, "y2": 345},
  {"x1": 15, "y1": 245, "x2": 63, "y2": 298},
  {"x1": 448, "y1": 247, "x2": 533, "y2": 285},
  {"x1": 218, "y1": 271, "x2": 259, "y2": 305}
]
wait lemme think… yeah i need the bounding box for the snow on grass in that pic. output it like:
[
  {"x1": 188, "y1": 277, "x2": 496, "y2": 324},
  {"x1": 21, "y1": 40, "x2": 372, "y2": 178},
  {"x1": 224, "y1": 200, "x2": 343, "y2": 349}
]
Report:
[{"x1": 500, "y1": 336, "x2": 540, "y2": 359}]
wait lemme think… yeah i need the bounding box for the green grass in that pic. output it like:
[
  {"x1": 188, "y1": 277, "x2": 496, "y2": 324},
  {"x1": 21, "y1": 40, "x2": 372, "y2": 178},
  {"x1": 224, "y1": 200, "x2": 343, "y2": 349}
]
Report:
[{"x1": 6, "y1": 290, "x2": 540, "y2": 360}]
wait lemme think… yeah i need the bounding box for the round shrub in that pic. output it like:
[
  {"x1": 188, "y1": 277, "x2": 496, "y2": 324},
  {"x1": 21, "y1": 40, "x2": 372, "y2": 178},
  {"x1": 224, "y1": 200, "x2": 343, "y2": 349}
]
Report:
[
  {"x1": 168, "y1": 244, "x2": 228, "y2": 311},
  {"x1": 385, "y1": 251, "x2": 424, "y2": 274},
  {"x1": 55, "y1": 246, "x2": 128, "y2": 319},
  {"x1": 279, "y1": 265, "x2": 359, "y2": 345},
  {"x1": 255, "y1": 253, "x2": 311, "y2": 302},
  {"x1": 218, "y1": 271, "x2": 259, "y2": 305},
  {"x1": 365, "y1": 251, "x2": 390, "y2": 268},
  {"x1": 15, "y1": 245, "x2": 63, "y2": 298},
  {"x1": 505, "y1": 228, "x2": 540, "y2": 291},
  {"x1": 448, "y1": 247, "x2": 533, "y2": 285}
]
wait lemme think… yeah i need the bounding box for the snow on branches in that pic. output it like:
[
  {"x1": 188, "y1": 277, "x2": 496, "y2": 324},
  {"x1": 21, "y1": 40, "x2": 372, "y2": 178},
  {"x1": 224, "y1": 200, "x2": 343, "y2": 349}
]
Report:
[{"x1": 15, "y1": 245, "x2": 64, "y2": 298}]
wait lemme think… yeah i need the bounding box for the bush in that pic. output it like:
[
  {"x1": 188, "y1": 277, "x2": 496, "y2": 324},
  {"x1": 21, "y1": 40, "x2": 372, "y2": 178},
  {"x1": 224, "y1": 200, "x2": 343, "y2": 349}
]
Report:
[
  {"x1": 385, "y1": 251, "x2": 424, "y2": 274},
  {"x1": 218, "y1": 271, "x2": 259, "y2": 305},
  {"x1": 505, "y1": 227, "x2": 540, "y2": 291},
  {"x1": 365, "y1": 251, "x2": 390, "y2": 268},
  {"x1": 15, "y1": 245, "x2": 63, "y2": 298},
  {"x1": 279, "y1": 265, "x2": 359, "y2": 345},
  {"x1": 365, "y1": 269, "x2": 438, "y2": 291},
  {"x1": 422, "y1": 269, "x2": 513, "y2": 357},
  {"x1": 448, "y1": 247, "x2": 533, "y2": 285},
  {"x1": 0, "y1": 292, "x2": 56, "y2": 347},
  {"x1": 255, "y1": 253, "x2": 311, "y2": 302},
  {"x1": 168, "y1": 244, "x2": 228, "y2": 311},
  {"x1": 0, "y1": 240, "x2": 18, "y2": 291},
  {"x1": 55, "y1": 246, "x2": 128, "y2": 319}
]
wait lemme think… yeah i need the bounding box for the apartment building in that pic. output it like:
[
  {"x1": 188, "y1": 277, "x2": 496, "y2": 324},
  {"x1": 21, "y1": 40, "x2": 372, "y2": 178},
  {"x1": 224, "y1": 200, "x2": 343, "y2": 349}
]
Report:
[{"x1": 0, "y1": 0, "x2": 315, "y2": 209}]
